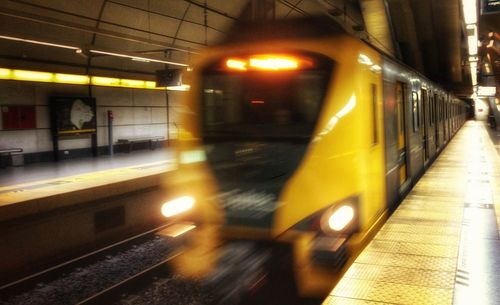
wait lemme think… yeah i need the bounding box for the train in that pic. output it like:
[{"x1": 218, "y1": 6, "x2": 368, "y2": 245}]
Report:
[{"x1": 159, "y1": 17, "x2": 467, "y2": 298}]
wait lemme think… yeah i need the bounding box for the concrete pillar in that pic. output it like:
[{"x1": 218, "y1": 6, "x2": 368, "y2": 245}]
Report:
[{"x1": 359, "y1": 0, "x2": 396, "y2": 56}]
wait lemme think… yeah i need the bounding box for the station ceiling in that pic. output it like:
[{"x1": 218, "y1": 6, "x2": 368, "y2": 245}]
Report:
[{"x1": 0, "y1": 0, "x2": 496, "y2": 94}]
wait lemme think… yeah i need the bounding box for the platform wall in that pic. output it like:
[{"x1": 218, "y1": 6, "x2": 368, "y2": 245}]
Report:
[{"x1": 0, "y1": 79, "x2": 184, "y2": 160}]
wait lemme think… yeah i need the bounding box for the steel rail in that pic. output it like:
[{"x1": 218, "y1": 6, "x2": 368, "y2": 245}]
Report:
[
  {"x1": 0, "y1": 223, "x2": 174, "y2": 293},
  {"x1": 76, "y1": 252, "x2": 181, "y2": 305}
]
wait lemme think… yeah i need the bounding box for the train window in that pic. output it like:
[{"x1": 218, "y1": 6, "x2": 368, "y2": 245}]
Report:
[
  {"x1": 430, "y1": 95, "x2": 434, "y2": 126},
  {"x1": 372, "y1": 84, "x2": 378, "y2": 145},
  {"x1": 200, "y1": 52, "x2": 334, "y2": 141},
  {"x1": 396, "y1": 83, "x2": 405, "y2": 134},
  {"x1": 421, "y1": 89, "x2": 427, "y2": 128},
  {"x1": 433, "y1": 97, "x2": 436, "y2": 125},
  {"x1": 438, "y1": 96, "x2": 442, "y2": 121},
  {"x1": 412, "y1": 92, "x2": 419, "y2": 132}
]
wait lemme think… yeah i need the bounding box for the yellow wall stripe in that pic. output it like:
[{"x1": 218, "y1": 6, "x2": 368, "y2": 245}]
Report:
[{"x1": 0, "y1": 67, "x2": 190, "y2": 91}]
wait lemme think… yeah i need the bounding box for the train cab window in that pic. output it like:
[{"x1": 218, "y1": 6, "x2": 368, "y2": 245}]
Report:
[
  {"x1": 412, "y1": 91, "x2": 419, "y2": 132},
  {"x1": 371, "y1": 84, "x2": 378, "y2": 145},
  {"x1": 200, "y1": 53, "x2": 334, "y2": 142}
]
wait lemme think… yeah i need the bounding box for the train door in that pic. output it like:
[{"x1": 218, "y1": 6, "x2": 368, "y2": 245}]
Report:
[
  {"x1": 396, "y1": 82, "x2": 408, "y2": 187},
  {"x1": 421, "y1": 89, "x2": 429, "y2": 163}
]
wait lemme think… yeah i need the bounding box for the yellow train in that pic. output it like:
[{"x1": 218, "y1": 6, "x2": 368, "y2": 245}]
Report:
[{"x1": 159, "y1": 17, "x2": 467, "y2": 298}]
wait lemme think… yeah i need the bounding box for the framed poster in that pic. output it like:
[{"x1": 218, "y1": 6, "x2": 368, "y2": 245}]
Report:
[{"x1": 50, "y1": 97, "x2": 97, "y2": 136}]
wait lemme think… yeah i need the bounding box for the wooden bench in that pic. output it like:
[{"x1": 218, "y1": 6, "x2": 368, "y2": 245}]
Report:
[
  {"x1": 0, "y1": 148, "x2": 23, "y2": 167},
  {"x1": 116, "y1": 136, "x2": 164, "y2": 153}
]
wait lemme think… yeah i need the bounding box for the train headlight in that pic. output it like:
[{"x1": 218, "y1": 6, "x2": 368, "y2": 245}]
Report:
[
  {"x1": 327, "y1": 205, "x2": 354, "y2": 231},
  {"x1": 161, "y1": 196, "x2": 195, "y2": 217}
]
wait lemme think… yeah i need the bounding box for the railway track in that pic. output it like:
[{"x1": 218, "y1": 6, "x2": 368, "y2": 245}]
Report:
[
  {"x1": 0, "y1": 223, "x2": 189, "y2": 304},
  {"x1": 1, "y1": 223, "x2": 320, "y2": 305},
  {"x1": 76, "y1": 253, "x2": 180, "y2": 305}
]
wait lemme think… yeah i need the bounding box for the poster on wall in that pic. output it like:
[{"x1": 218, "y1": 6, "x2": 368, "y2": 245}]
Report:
[{"x1": 50, "y1": 97, "x2": 97, "y2": 136}]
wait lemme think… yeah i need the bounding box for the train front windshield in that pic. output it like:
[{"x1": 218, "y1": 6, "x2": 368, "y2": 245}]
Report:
[
  {"x1": 201, "y1": 53, "x2": 334, "y2": 142},
  {"x1": 199, "y1": 53, "x2": 334, "y2": 228}
]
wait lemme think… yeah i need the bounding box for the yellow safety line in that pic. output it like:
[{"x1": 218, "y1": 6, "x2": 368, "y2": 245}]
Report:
[
  {"x1": 324, "y1": 121, "x2": 500, "y2": 305},
  {"x1": 0, "y1": 160, "x2": 175, "y2": 206}
]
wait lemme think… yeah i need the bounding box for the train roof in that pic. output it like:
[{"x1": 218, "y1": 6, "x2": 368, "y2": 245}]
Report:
[
  {"x1": 220, "y1": 16, "x2": 347, "y2": 45},
  {"x1": 217, "y1": 16, "x2": 465, "y2": 100}
]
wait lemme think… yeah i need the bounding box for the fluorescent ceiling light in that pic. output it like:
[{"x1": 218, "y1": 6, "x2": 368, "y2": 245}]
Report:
[
  {"x1": 13, "y1": 70, "x2": 53, "y2": 82},
  {"x1": 0, "y1": 35, "x2": 80, "y2": 50},
  {"x1": 467, "y1": 24, "x2": 478, "y2": 56},
  {"x1": 470, "y1": 61, "x2": 477, "y2": 87},
  {"x1": 90, "y1": 49, "x2": 188, "y2": 67},
  {"x1": 468, "y1": 36, "x2": 478, "y2": 55},
  {"x1": 54, "y1": 73, "x2": 90, "y2": 84},
  {"x1": 0, "y1": 34, "x2": 188, "y2": 67},
  {"x1": 0, "y1": 67, "x2": 189, "y2": 91},
  {"x1": 477, "y1": 86, "x2": 496, "y2": 96},
  {"x1": 462, "y1": 0, "x2": 477, "y2": 24}
]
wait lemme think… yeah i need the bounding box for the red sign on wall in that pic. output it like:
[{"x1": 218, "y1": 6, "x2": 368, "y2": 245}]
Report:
[{"x1": 2, "y1": 105, "x2": 36, "y2": 129}]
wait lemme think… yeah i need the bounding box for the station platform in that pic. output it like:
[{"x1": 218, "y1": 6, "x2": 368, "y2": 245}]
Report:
[
  {"x1": 0, "y1": 149, "x2": 175, "y2": 221},
  {"x1": 324, "y1": 121, "x2": 500, "y2": 305},
  {"x1": 0, "y1": 148, "x2": 177, "y2": 281}
]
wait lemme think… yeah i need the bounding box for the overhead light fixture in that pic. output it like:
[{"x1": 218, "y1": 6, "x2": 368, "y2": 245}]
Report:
[
  {"x1": 132, "y1": 57, "x2": 150, "y2": 63},
  {"x1": 0, "y1": 35, "x2": 188, "y2": 67},
  {"x1": 461, "y1": 0, "x2": 478, "y2": 88},
  {"x1": 54, "y1": 73, "x2": 90, "y2": 84},
  {"x1": 468, "y1": 36, "x2": 478, "y2": 55},
  {"x1": 13, "y1": 70, "x2": 53, "y2": 82},
  {"x1": 470, "y1": 62, "x2": 477, "y2": 86},
  {"x1": 0, "y1": 35, "x2": 81, "y2": 50},
  {"x1": 461, "y1": 0, "x2": 477, "y2": 24},
  {"x1": 90, "y1": 49, "x2": 188, "y2": 67},
  {"x1": 0, "y1": 67, "x2": 190, "y2": 91},
  {"x1": 477, "y1": 86, "x2": 496, "y2": 96}
]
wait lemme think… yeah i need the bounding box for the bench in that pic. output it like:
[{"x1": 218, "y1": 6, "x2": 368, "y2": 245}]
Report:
[
  {"x1": 0, "y1": 148, "x2": 23, "y2": 167},
  {"x1": 116, "y1": 136, "x2": 164, "y2": 153}
]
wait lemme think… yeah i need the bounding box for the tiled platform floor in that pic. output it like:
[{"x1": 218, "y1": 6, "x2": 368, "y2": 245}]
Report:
[{"x1": 324, "y1": 121, "x2": 500, "y2": 305}]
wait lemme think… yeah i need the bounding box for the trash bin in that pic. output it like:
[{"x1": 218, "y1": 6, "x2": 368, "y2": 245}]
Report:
[{"x1": 11, "y1": 153, "x2": 24, "y2": 166}]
